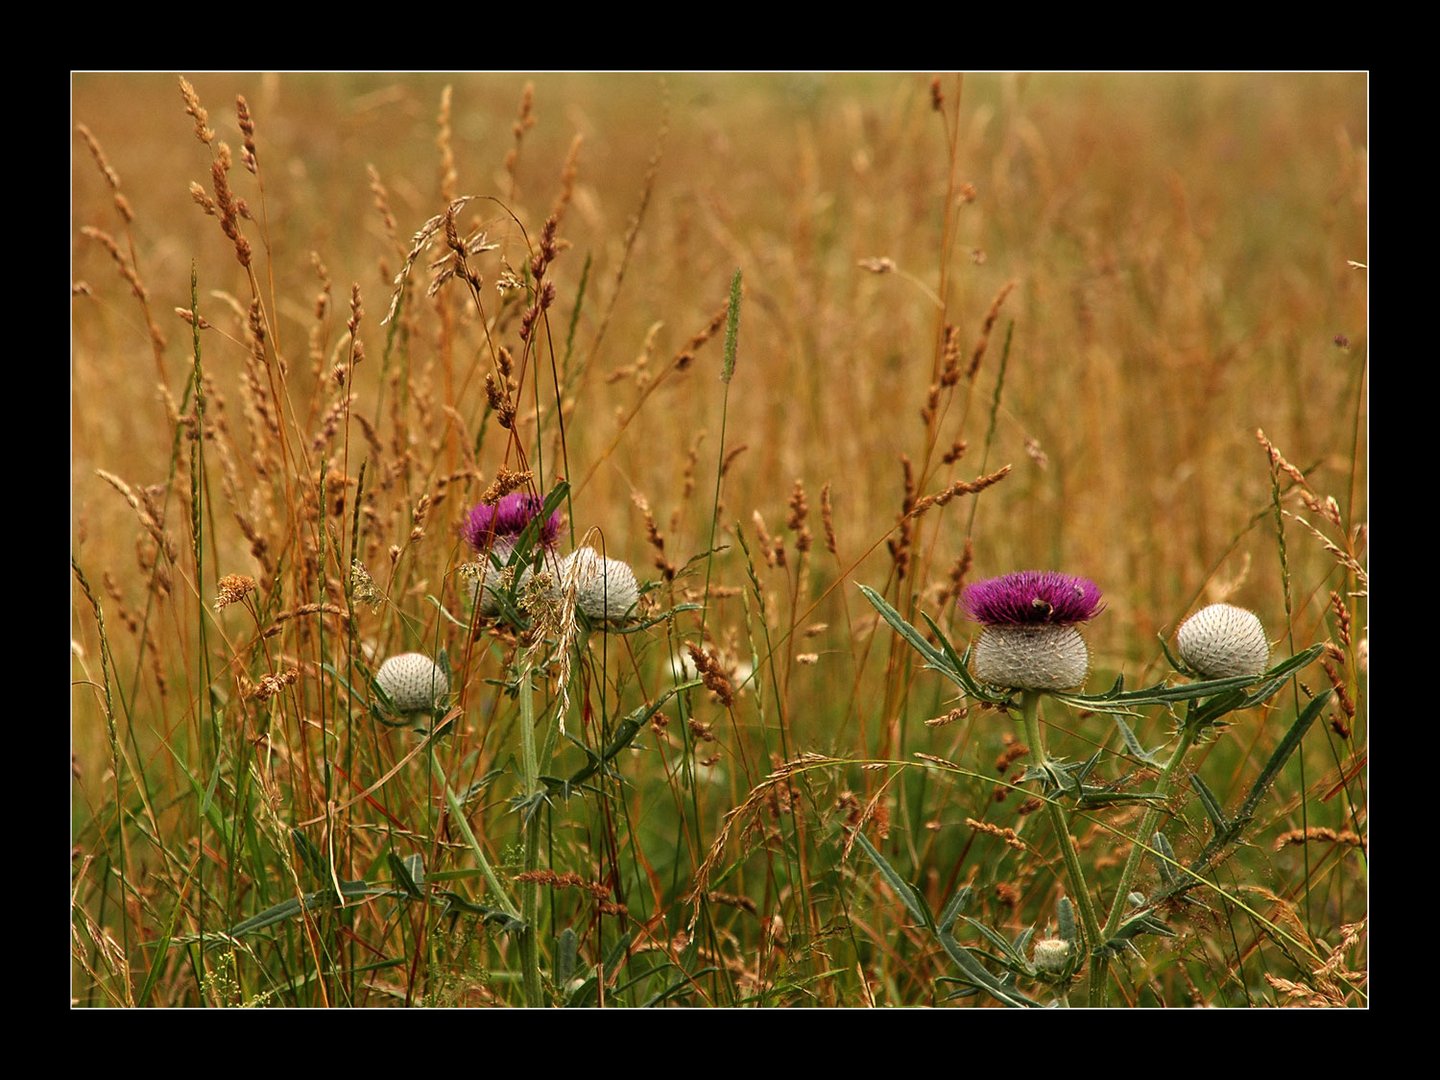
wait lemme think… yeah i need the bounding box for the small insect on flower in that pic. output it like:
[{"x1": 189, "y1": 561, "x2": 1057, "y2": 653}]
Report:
[{"x1": 375, "y1": 653, "x2": 449, "y2": 715}]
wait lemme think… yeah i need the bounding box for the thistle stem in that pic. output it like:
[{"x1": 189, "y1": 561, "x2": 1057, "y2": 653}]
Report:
[
  {"x1": 1089, "y1": 707, "x2": 1200, "y2": 1006},
  {"x1": 1018, "y1": 692, "x2": 1102, "y2": 988},
  {"x1": 518, "y1": 666, "x2": 544, "y2": 1007}
]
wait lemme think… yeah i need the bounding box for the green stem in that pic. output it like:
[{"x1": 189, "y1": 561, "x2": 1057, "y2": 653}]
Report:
[
  {"x1": 1018, "y1": 692, "x2": 1102, "y2": 983},
  {"x1": 1089, "y1": 710, "x2": 1199, "y2": 1006},
  {"x1": 436, "y1": 764, "x2": 521, "y2": 922},
  {"x1": 518, "y1": 668, "x2": 544, "y2": 1007}
]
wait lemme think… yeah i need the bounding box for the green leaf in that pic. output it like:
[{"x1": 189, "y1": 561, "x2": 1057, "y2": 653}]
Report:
[
  {"x1": 1115, "y1": 717, "x2": 1164, "y2": 766},
  {"x1": 938, "y1": 885, "x2": 972, "y2": 932},
  {"x1": 209, "y1": 880, "x2": 383, "y2": 945},
  {"x1": 291, "y1": 828, "x2": 327, "y2": 884},
  {"x1": 1057, "y1": 896, "x2": 1077, "y2": 945},
  {"x1": 1190, "y1": 773, "x2": 1230, "y2": 835},
  {"x1": 1233, "y1": 688, "x2": 1332, "y2": 829},
  {"x1": 1151, "y1": 833, "x2": 1177, "y2": 885},
  {"x1": 851, "y1": 830, "x2": 934, "y2": 932},
  {"x1": 858, "y1": 584, "x2": 948, "y2": 669},
  {"x1": 555, "y1": 927, "x2": 579, "y2": 989},
  {"x1": 934, "y1": 922, "x2": 1039, "y2": 1007},
  {"x1": 959, "y1": 915, "x2": 1030, "y2": 966},
  {"x1": 388, "y1": 851, "x2": 425, "y2": 898}
]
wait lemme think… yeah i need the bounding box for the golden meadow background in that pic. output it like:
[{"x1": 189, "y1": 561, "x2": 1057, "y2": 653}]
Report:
[{"x1": 71, "y1": 73, "x2": 1366, "y2": 1005}]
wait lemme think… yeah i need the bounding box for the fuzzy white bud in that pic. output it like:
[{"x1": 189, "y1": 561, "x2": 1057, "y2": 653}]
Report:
[
  {"x1": 561, "y1": 547, "x2": 640, "y2": 624},
  {"x1": 1032, "y1": 937, "x2": 1071, "y2": 973},
  {"x1": 376, "y1": 653, "x2": 449, "y2": 714},
  {"x1": 1176, "y1": 603, "x2": 1269, "y2": 679}
]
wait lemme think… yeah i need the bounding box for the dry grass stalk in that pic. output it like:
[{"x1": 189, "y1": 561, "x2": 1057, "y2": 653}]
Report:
[
  {"x1": 634, "y1": 491, "x2": 676, "y2": 580},
  {"x1": 965, "y1": 817, "x2": 1028, "y2": 852},
  {"x1": 203, "y1": 142, "x2": 252, "y2": 268},
  {"x1": 909, "y1": 464, "x2": 1012, "y2": 515},
  {"x1": 924, "y1": 707, "x2": 967, "y2": 728},
  {"x1": 550, "y1": 133, "x2": 583, "y2": 226},
  {"x1": 939, "y1": 324, "x2": 962, "y2": 386},
  {"x1": 673, "y1": 299, "x2": 732, "y2": 371},
  {"x1": 479, "y1": 467, "x2": 531, "y2": 506},
  {"x1": 366, "y1": 164, "x2": 402, "y2": 255},
  {"x1": 887, "y1": 455, "x2": 917, "y2": 580},
  {"x1": 504, "y1": 82, "x2": 536, "y2": 189},
  {"x1": 382, "y1": 196, "x2": 477, "y2": 326},
  {"x1": 436, "y1": 86, "x2": 457, "y2": 203},
  {"x1": 687, "y1": 754, "x2": 836, "y2": 919},
  {"x1": 820, "y1": 481, "x2": 838, "y2": 556},
  {"x1": 588, "y1": 102, "x2": 667, "y2": 363},
  {"x1": 178, "y1": 76, "x2": 214, "y2": 144},
  {"x1": 787, "y1": 480, "x2": 812, "y2": 555},
  {"x1": 235, "y1": 95, "x2": 258, "y2": 174},
  {"x1": 250, "y1": 668, "x2": 298, "y2": 702},
  {"x1": 1255, "y1": 428, "x2": 1308, "y2": 487},
  {"x1": 1272, "y1": 827, "x2": 1364, "y2": 851},
  {"x1": 1321, "y1": 655, "x2": 1356, "y2": 732},
  {"x1": 214, "y1": 573, "x2": 257, "y2": 611},
  {"x1": 261, "y1": 603, "x2": 347, "y2": 640},
  {"x1": 76, "y1": 124, "x2": 133, "y2": 223},
  {"x1": 686, "y1": 643, "x2": 734, "y2": 706},
  {"x1": 514, "y1": 869, "x2": 611, "y2": 901},
  {"x1": 96, "y1": 470, "x2": 177, "y2": 564},
  {"x1": 965, "y1": 280, "x2": 1016, "y2": 381},
  {"x1": 1284, "y1": 511, "x2": 1368, "y2": 590},
  {"x1": 80, "y1": 227, "x2": 147, "y2": 303},
  {"x1": 1329, "y1": 590, "x2": 1352, "y2": 647}
]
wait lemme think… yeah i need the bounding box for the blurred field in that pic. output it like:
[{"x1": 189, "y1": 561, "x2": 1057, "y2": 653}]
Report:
[{"x1": 71, "y1": 72, "x2": 1367, "y2": 1007}]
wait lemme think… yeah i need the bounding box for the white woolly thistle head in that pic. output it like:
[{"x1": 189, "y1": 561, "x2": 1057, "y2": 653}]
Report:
[
  {"x1": 1176, "y1": 603, "x2": 1269, "y2": 679},
  {"x1": 560, "y1": 547, "x2": 640, "y2": 625},
  {"x1": 375, "y1": 653, "x2": 449, "y2": 714},
  {"x1": 972, "y1": 624, "x2": 1090, "y2": 691}
]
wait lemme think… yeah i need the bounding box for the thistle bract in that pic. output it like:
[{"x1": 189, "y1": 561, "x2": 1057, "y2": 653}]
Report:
[{"x1": 1176, "y1": 603, "x2": 1269, "y2": 679}]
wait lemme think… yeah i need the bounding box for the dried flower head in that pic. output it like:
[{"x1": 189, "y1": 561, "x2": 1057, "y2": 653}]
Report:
[
  {"x1": 1176, "y1": 603, "x2": 1269, "y2": 679},
  {"x1": 560, "y1": 547, "x2": 640, "y2": 624},
  {"x1": 961, "y1": 571, "x2": 1101, "y2": 691},
  {"x1": 375, "y1": 653, "x2": 449, "y2": 715},
  {"x1": 214, "y1": 574, "x2": 257, "y2": 611}
]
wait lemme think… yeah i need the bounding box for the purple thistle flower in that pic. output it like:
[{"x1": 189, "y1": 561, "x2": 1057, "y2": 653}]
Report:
[
  {"x1": 462, "y1": 492, "x2": 562, "y2": 555},
  {"x1": 961, "y1": 571, "x2": 1104, "y2": 627}
]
